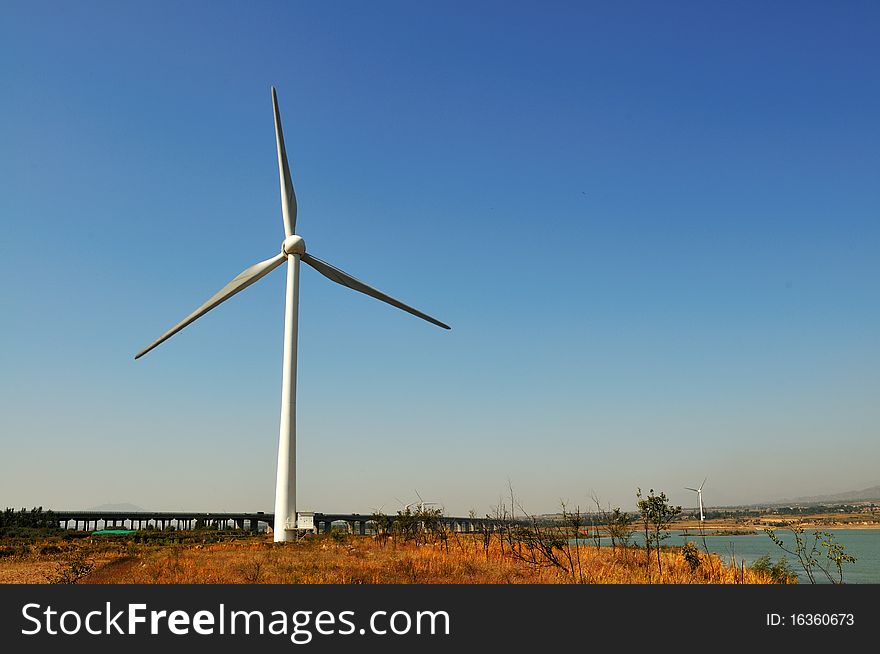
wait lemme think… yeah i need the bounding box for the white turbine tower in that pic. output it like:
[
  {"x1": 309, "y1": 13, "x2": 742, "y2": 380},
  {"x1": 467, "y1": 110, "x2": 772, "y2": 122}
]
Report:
[
  {"x1": 135, "y1": 87, "x2": 450, "y2": 542},
  {"x1": 685, "y1": 478, "x2": 707, "y2": 522}
]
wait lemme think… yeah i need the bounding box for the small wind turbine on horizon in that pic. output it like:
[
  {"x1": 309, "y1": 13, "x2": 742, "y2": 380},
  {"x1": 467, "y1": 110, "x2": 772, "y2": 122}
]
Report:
[
  {"x1": 408, "y1": 490, "x2": 441, "y2": 513},
  {"x1": 135, "y1": 87, "x2": 450, "y2": 543},
  {"x1": 394, "y1": 490, "x2": 441, "y2": 513},
  {"x1": 685, "y1": 477, "x2": 708, "y2": 522}
]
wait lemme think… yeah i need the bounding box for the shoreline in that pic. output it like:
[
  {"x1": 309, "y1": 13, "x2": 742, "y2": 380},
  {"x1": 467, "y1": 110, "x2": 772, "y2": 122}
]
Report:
[{"x1": 674, "y1": 522, "x2": 880, "y2": 532}]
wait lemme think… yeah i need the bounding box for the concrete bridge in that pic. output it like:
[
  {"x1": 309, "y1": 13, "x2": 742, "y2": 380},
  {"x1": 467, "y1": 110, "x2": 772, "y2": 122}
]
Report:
[
  {"x1": 51, "y1": 510, "x2": 494, "y2": 535},
  {"x1": 52, "y1": 511, "x2": 272, "y2": 533}
]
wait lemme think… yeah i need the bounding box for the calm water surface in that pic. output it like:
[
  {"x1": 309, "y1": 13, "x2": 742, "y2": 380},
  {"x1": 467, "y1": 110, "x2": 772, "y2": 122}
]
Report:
[{"x1": 574, "y1": 529, "x2": 880, "y2": 583}]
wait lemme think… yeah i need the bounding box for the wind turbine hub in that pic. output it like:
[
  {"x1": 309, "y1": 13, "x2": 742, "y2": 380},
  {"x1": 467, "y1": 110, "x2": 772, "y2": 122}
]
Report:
[{"x1": 282, "y1": 234, "x2": 306, "y2": 256}]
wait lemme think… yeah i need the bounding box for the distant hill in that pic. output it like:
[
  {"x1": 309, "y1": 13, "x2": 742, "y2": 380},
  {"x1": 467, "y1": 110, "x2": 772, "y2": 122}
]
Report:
[
  {"x1": 781, "y1": 485, "x2": 880, "y2": 504},
  {"x1": 86, "y1": 503, "x2": 146, "y2": 512}
]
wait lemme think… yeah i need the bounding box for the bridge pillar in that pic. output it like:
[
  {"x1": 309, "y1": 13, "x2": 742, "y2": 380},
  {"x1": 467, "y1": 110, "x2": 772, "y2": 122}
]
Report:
[
  {"x1": 359, "y1": 521, "x2": 366, "y2": 536},
  {"x1": 323, "y1": 521, "x2": 331, "y2": 534}
]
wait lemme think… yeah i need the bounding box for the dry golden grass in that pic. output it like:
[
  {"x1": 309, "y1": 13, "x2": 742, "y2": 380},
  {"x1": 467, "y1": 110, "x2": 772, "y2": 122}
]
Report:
[
  {"x1": 36, "y1": 534, "x2": 776, "y2": 584},
  {"x1": 0, "y1": 537, "x2": 128, "y2": 584},
  {"x1": 0, "y1": 532, "x2": 780, "y2": 584}
]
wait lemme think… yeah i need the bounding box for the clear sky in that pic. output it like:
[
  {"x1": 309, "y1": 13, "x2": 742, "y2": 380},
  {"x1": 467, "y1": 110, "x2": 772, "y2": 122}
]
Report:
[{"x1": 1, "y1": 2, "x2": 878, "y2": 516}]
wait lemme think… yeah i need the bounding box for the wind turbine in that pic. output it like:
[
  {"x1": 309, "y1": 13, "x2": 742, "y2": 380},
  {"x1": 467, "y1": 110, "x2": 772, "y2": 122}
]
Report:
[
  {"x1": 685, "y1": 478, "x2": 707, "y2": 522},
  {"x1": 135, "y1": 87, "x2": 450, "y2": 542},
  {"x1": 405, "y1": 490, "x2": 441, "y2": 513}
]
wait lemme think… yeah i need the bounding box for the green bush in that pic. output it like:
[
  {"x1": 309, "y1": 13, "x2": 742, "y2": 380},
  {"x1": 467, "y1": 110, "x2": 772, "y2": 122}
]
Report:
[
  {"x1": 681, "y1": 541, "x2": 701, "y2": 571},
  {"x1": 751, "y1": 555, "x2": 797, "y2": 584}
]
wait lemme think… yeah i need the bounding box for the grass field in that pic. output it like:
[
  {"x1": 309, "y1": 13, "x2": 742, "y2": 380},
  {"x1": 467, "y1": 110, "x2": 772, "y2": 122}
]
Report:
[{"x1": 0, "y1": 530, "x2": 781, "y2": 584}]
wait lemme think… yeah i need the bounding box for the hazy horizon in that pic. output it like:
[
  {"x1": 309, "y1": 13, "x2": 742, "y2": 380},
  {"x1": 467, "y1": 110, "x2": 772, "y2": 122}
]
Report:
[
  {"x1": 20, "y1": 481, "x2": 880, "y2": 517},
  {"x1": 2, "y1": 2, "x2": 878, "y2": 517}
]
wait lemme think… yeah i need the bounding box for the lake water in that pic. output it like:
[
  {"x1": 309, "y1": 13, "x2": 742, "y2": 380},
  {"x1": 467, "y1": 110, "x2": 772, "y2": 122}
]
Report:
[{"x1": 573, "y1": 529, "x2": 880, "y2": 584}]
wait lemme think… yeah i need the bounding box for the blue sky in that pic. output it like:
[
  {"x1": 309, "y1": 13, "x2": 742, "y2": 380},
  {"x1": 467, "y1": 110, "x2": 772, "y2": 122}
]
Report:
[{"x1": 1, "y1": 2, "x2": 878, "y2": 516}]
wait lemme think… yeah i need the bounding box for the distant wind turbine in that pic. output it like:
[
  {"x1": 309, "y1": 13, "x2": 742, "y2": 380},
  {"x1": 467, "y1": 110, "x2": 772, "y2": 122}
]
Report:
[
  {"x1": 135, "y1": 87, "x2": 450, "y2": 542},
  {"x1": 408, "y1": 490, "x2": 441, "y2": 513},
  {"x1": 396, "y1": 491, "x2": 440, "y2": 513},
  {"x1": 685, "y1": 478, "x2": 708, "y2": 522}
]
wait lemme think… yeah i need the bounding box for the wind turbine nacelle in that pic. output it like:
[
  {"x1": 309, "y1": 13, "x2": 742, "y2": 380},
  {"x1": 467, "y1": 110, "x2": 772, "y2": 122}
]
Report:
[{"x1": 282, "y1": 235, "x2": 306, "y2": 256}]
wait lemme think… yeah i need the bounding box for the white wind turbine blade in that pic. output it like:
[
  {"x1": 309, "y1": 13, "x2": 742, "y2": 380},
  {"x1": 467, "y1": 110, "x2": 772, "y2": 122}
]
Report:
[
  {"x1": 699, "y1": 477, "x2": 707, "y2": 491},
  {"x1": 684, "y1": 487, "x2": 698, "y2": 492},
  {"x1": 301, "y1": 253, "x2": 451, "y2": 330},
  {"x1": 272, "y1": 86, "x2": 297, "y2": 237},
  {"x1": 135, "y1": 252, "x2": 288, "y2": 359}
]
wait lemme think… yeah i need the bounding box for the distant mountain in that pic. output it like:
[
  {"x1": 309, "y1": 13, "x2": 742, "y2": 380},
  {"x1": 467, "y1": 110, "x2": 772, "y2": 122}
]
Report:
[
  {"x1": 86, "y1": 503, "x2": 146, "y2": 512},
  {"x1": 782, "y1": 486, "x2": 880, "y2": 504}
]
